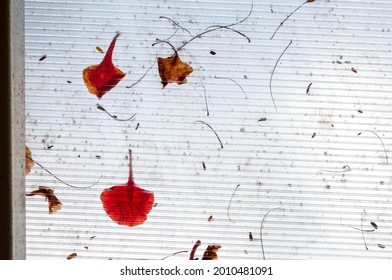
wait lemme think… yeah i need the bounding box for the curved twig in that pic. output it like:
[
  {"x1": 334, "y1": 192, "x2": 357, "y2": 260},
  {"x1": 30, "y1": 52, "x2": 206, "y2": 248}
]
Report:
[
  {"x1": 227, "y1": 184, "x2": 240, "y2": 223},
  {"x1": 205, "y1": 25, "x2": 251, "y2": 42},
  {"x1": 194, "y1": 120, "x2": 223, "y2": 149},
  {"x1": 154, "y1": 2, "x2": 253, "y2": 54},
  {"x1": 152, "y1": 40, "x2": 178, "y2": 55},
  {"x1": 270, "y1": 40, "x2": 292, "y2": 112},
  {"x1": 195, "y1": 85, "x2": 209, "y2": 116},
  {"x1": 126, "y1": 57, "x2": 157, "y2": 89},
  {"x1": 215, "y1": 76, "x2": 247, "y2": 98},
  {"x1": 319, "y1": 165, "x2": 351, "y2": 173},
  {"x1": 359, "y1": 131, "x2": 388, "y2": 165},
  {"x1": 159, "y1": 16, "x2": 192, "y2": 36},
  {"x1": 270, "y1": 0, "x2": 308, "y2": 40},
  {"x1": 260, "y1": 207, "x2": 281, "y2": 260},
  {"x1": 160, "y1": 250, "x2": 188, "y2": 260},
  {"x1": 97, "y1": 104, "x2": 136, "y2": 122},
  {"x1": 27, "y1": 156, "x2": 100, "y2": 189}
]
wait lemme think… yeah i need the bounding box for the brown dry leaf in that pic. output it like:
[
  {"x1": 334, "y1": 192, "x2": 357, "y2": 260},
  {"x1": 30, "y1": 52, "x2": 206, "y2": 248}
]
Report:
[
  {"x1": 202, "y1": 245, "x2": 221, "y2": 260},
  {"x1": 25, "y1": 146, "x2": 34, "y2": 175},
  {"x1": 67, "y1": 253, "x2": 77, "y2": 260},
  {"x1": 157, "y1": 54, "x2": 193, "y2": 88},
  {"x1": 26, "y1": 186, "x2": 62, "y2": 214},
  {"x1": 208, "y1": 215, "x2": 213, "y2": 222}
]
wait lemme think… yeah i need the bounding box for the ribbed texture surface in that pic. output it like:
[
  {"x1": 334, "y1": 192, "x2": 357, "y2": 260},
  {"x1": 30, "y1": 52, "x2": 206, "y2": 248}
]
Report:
[{"x1": 25, "y1": 0, "x2": 392, "y2": 260}]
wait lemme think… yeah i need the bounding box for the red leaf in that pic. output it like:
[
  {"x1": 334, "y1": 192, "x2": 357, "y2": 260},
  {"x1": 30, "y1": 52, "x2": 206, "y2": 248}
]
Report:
[
  {"x1": 100, "y1": 150, "x2": 154, "y2": 227},
  {"x1": 83, "y1": 33, "x2": 126, "y2": 99}
]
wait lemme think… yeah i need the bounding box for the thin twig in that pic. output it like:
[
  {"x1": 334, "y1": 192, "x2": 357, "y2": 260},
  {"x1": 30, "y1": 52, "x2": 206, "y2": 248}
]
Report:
[
  {"x1": 319, "y1": 165, "x2": 351, "y2": 173},
  {"x1": 159, "y1": 16, "x2": 192, "y2": 36},
  {"x1": 126, "y1": 57, "x2": 157, "y2": 89},
  {"x1": 260, "y1": 207, "x2": 281, "y2": 260},
  {"x1": 270, "y1": 0, "x2": 308, "y2": 40},
  {"x1": 162, "y1": 28, "x2": 179, "y2": 41},
  {"x1": 152, "y1": 40, "x2": 178, "y2": 55},
  {"x1": 215, "y1": 76, "x2": 247, "y2": 98},
  {"x1": 194, "y1": 120, "x2": 223, "y2": 149},
  {"x1": 205, "y1": 26, "x2": 251, "y2": 42},
  {"x1": 227, "y1": 184, "x2": 240, "y2": 223},
  {"x1": 361, "y1": 216, "x2": 368, "y2": 250},
  {"x1": 195, "y1": 85, "x2": 209, "y2": 116},
  {"x1": 160, "y1": 250, "x2": 188, "y2": 260},
  {"x1": 269, "y1": 40, "x2": 292, "y2": 112},
  {"x1": 160, "y1": 2, "x2": 253, "y2": 54},
  {"x1": 349, "y1": 225, "x2": 375, "y2": 233},
  {"x1": 27, "y1": 156, "x2": 100, "y2": 189},
  {"x1": 97, "y1": 104, "x2": 136, "y2": 122},
  {"x1": 359, "y1": 131, "x2": 389, "y2": 165}
]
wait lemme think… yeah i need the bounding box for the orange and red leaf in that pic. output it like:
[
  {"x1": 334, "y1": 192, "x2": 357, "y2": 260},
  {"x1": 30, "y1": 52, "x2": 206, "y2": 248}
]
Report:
[{"x1": 83, "y1": 33, "x2": 126, "y2": 99}]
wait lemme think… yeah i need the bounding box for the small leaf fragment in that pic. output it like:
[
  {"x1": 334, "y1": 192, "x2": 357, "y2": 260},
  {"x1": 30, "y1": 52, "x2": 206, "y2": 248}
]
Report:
[
  {"x1": 311, "y1": 132, "x2": 316, "y2": 138},
  {"x1": 249, "y1": 232, "x2": 253, "y2": 241},
  {"x1": 378, "y1": 244, "x2": 385, "y2": 249},
  {"x1": 208, "y1": 215, "x2": 213, "y2": 222},
  {"x1": 39, "y1": 55, "x2": 47, "y2": 61},
  {"x1": 202, "y1": 161, "x2": 206, "y2": 170},
  {"x1": 202, "y1": 245, "x2": 221, "y2": 260},
  {"x1": 96, "y1": 46, "x2": 104, "y2": 54},
  {"x1": 370, "y1": 222, "x2": 378, "y2": 229},
  {"x1": 25, "y1": 145, "x2": 34, "y2": 175},
  {"x1": 210, "y1": 50, "x2": 216, "y2": 55},
  {"x1": 351, "y1": 67, "x2": 357, "y2": 73},
  {"x1": 306, "y1": 83, "x2": 312, "y2": 95},
  {"x1": 67, "y1": 253, "x2": 77, "y2": 260}
]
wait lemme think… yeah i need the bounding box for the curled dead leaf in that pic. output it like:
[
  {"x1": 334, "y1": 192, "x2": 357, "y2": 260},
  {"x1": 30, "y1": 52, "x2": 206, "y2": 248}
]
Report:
[
  {"x1": 26, "y1": 186, "x2": 62, "y2": 214},
  {"x1": 202, "y1": 245, "x2": 221, "y2": 260},
  {"x1": 25, "y1": 146, "x2": 34, "y2": 175},
  {"x1": 157, "y1": 54, "x2": 193, "y2": 88}
]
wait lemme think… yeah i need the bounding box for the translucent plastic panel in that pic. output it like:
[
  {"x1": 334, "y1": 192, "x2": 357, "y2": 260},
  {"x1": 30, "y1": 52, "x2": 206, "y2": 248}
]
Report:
[{"x1": 25, "y1": 0, "x2": 392, "y2": 260}]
